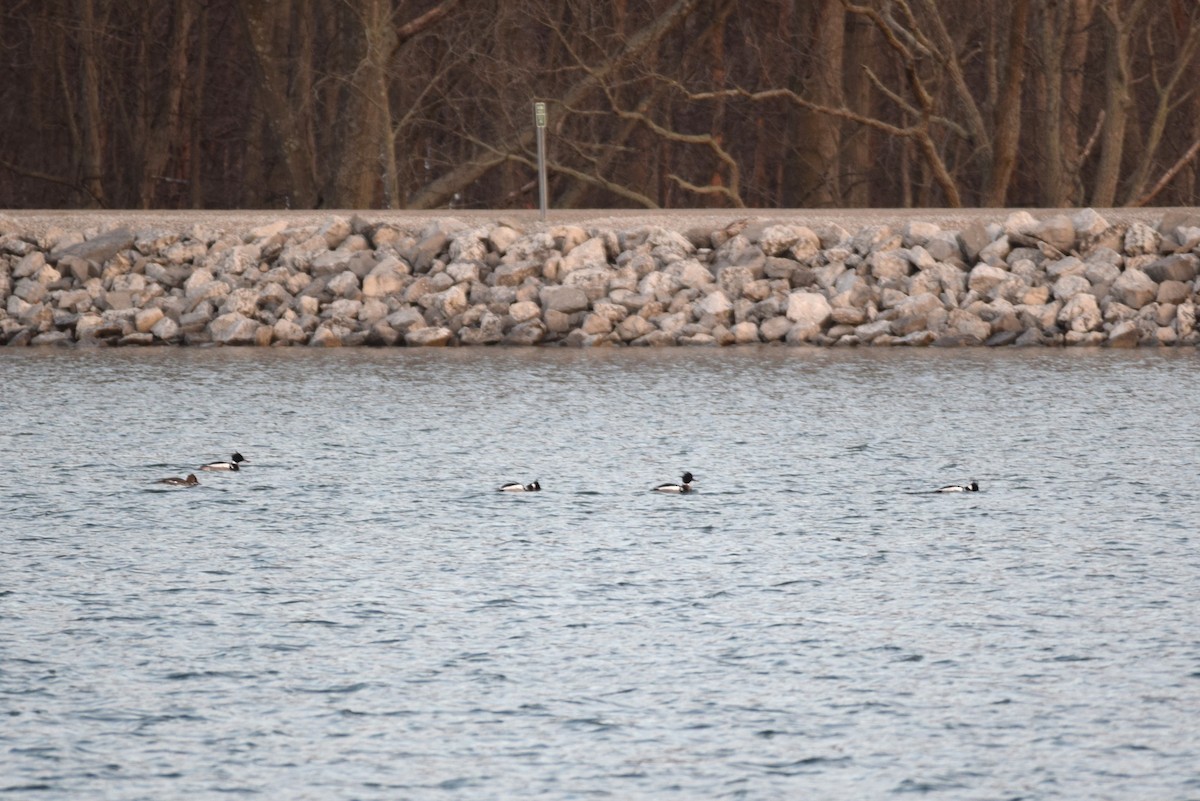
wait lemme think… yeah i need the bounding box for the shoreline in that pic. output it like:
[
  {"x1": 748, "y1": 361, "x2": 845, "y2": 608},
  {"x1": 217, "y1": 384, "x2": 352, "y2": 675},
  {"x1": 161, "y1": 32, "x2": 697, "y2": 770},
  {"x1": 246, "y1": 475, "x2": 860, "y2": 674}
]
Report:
[
  {"x1": 3, "y1": 207, "x2": 1199, "y2": 349},
  {"x1": 3, "y1": 206, "x2": 1183, "y2": 238}
]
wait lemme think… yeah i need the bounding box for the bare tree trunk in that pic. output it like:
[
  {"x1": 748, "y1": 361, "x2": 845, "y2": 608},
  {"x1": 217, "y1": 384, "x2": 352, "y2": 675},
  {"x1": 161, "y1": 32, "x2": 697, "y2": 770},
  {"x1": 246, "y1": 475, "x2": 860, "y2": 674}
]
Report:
[
  {"x1": 189, "y1": 2, "x2": 209, "y2": 208},
  {"x1": 325, "y1": 0, "x2": 394, "y2": 208},
  {"x1": 843, "y1": 11, "x2": 873, "y2": 207},
  {"x1": 1034, "y1": 0, "x2": 1068, "y2": 206},
  {"x1": 237, "y1": 0, "x2": 319, "y2": 207},
  {"x1": 1062, "y1": 0, "x2": 1096, "y2": 203},
  {"x1": 77, "y1": 0, "x2": 107, "y2": 207},
  {"x1": 1091, "y1": 0, "x2": 1146, "y2": 207},
  {"x1": 139, "y1": 1, "x2": 195, "y2": 208},
  {"x1": 795, "y1": 0, "x2": 845, "y2": 207},
  {"x1": 981, "y1": 0, "x2": 1030, "y2": 206}
]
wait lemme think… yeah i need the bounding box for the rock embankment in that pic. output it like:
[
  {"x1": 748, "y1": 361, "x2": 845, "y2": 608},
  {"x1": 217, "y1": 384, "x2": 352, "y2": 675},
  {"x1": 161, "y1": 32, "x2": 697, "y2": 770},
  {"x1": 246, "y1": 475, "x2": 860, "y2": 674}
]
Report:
[{"x1": 2, "y1": 209, "x2": 1199, "y2": 348}]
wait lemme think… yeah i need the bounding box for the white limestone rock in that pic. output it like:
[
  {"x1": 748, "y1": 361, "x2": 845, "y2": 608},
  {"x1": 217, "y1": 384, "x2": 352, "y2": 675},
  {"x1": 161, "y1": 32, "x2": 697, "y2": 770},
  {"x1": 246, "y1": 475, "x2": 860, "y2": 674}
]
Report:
[
  {"x1": 785, "y1": 291, "x2": 832, "y2": 329},
  {"x1": 1124, "y1": 222, "x2": 1162, "y2": 256},
  {"x1": 1058, "y1": 293, "x2": 1102, "y2": 332}
]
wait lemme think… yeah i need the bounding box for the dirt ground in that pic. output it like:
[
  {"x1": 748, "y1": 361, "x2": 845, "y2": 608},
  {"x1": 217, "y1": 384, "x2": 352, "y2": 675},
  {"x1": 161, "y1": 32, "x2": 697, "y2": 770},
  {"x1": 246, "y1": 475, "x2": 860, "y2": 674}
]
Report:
[{"x1": 1, "y1": 207, "x2": 1187, "y2": 239}]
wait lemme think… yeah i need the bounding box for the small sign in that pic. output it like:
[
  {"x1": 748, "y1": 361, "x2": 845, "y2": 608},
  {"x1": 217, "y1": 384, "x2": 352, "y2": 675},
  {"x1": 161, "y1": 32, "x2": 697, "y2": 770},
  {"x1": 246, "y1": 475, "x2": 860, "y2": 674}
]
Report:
[{"x1": 534, "y1": 102, "x2": 547, "y2": 128}]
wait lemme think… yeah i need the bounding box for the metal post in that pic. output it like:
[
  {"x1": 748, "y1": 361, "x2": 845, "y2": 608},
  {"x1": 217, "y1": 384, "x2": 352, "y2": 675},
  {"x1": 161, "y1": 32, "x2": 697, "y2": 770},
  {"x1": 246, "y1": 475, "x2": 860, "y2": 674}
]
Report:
[{"x1": 534, "y1": 101, "x2": 548, "y2": 221}]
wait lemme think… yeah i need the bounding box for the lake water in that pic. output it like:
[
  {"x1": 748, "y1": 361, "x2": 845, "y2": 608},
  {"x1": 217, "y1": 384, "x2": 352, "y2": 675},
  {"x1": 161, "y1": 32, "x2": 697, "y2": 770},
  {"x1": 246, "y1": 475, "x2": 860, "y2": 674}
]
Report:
[{"x1": 2, "y1": 346, "x2": 1198, "y2": 800}]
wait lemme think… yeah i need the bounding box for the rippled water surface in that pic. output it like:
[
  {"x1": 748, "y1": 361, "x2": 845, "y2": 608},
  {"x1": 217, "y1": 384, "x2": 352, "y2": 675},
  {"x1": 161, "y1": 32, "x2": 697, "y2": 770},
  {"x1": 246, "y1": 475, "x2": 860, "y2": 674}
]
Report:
[{"x1": 2, "y1": 347, "x2": 1199, "y2": 800}]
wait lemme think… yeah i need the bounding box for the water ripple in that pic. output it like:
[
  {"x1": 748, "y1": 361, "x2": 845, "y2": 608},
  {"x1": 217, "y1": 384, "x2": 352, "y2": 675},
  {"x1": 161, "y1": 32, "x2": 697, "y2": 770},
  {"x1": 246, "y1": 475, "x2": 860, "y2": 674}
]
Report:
[{"x1": 2, "y1": 348, "x2": 1199, "y2": 799}]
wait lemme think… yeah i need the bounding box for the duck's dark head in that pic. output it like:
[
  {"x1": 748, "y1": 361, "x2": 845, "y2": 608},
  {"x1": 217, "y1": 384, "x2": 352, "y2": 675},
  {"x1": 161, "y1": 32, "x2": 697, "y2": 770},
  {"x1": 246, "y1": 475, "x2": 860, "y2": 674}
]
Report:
[{"x1": 681, "y1": 472, "x2": 694, "y2": 484}]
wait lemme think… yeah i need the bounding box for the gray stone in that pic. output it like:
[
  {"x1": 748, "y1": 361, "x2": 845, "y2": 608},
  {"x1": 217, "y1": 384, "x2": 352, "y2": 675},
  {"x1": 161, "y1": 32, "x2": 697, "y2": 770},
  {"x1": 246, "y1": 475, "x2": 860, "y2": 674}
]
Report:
[
  {"x1": 14, "y1": 278, "x2": 47, "y2": 304},
  {"x1": 326, "y1": 270, "x2": 361, "y2": 299},
  {"x1": 150, "y1": 316, "x2": 180, "y2": 342},
  {"x1": 631, "y1": 330, "x2": 677, "y2": 347},
  {"x1": 758, "y1": 315, "x2": 792, "y2": 342},
  {"x1": 968, "y1": 263, "x2": 1009, "y2": 296},
  {"x1": 1143, "y1": 254, "x2": 1198, "y2": 284},
  {"x1": 490, "y1": 260, "x2": 541, "y2": 287},
  {"x1": 641, "y1": 226, "x2": 696, "y2": 264},
  {"x1": 461, "y1": 311, "x2": 505, "y2": 345},
  {"x1": 488, "y1": 225, "x2": 521, "y2": 254},
  {"x1": 666, "y1": 258, "x2": 714, "y2": 290},
  {"x1": 508, "y1": 300, "x2": 541, "y2": 323},
  {"x1": 695, "y1": 290, "x2": 733, "y2": 321},
  {"x1": 50, "y1": 227, "x2": 134, "y2": 266},
  {"x1": 563, "y1": 265, "x2": 616, "y2": 301},
  {"x1": 164, "y1": 239, "x2": 208, "y2": 265},
  {"x1": 58, "y1": 255, "x2": 96, "y2": 282},
  {"x1": 730, "y1": 321, "x2": 759, "y2": 343},
  {"x1": 1072, "y1": 208, "x2": 1109, "y2": 239},
  {"x1": 1111, "y1": 269, "x2": 1157, "y2": 309},
  {"x1": 1107, "y1": 320, "x2": 1140, "y2": 348},
  {"x1": 1003, "y1": 211, "x2": 1039, "y2": 238},
  {"x1": 616, "y1": 315, "x2": 655, "y2": 341},
  {"x1": 896, "y1": 330, "x2": 937, "y2": 346},
  {"x1": 1013, "y1": 328, "x2": 1046, "y2": 347},
  {"x1": 273, "y1": 318, "x2": 308, "y2": 345},
  {"x1": 1177, "y1": 302, "x2": 1196, "y2": 337},
  {"x1": 1031, "y1": 214, "x2": 1076, "y2": 252},
  {"x1": 869, "y1": 250, "x2": 911, "y2": 281},
  {"x1": 924, "y1": 232, "x2": 964, "y2": 263},
  {"x1": 984, "y1": 330, "x2": 1021, "y2": 347},
  {"x1": 31, "y1": 330, "x2": 74, "y2": 347},
  {"x1": 116, "y1": 332, "x2": 154, "y2": 346},
  {"x1": 209, "y1": 312, "x2": 259, "y2": 345},
  {"x1": 362, "y1": 321, "x2": 401, "y2": 346},
  {"x1": 309, "y1": 324, "x2": 346, "y2": 347},
  {"x1": 386, "y1": 307, "x2": 425, "y2": 332},
  {"x1": 945, "y1": 309, "x2": 990, "y2": 341},
  {"x1": 1052, "y1": 274, "x2": 1092, "y2": 302},
  {"x1": 561, "y1": 236, "x2": 608, "y2": 274},
  {"x1": 959, "y1": 222, "x2": 993, "y2": 262},
  {"x1": 135, "y1": 308, "x2": 164, "y2": 333},
  {"x1": 1157, "y1": 280, "x2": 1190, "y2": 305},
  {"x1": 1046, "y1": 256, "x2": 1087, "y2": 280},
  {"x1": 317, "y1": 217, "x2": 352, "y2": 249},
  {"x1": 978, "y1": 236, "x2": 1012, "y2": 265},
  {"x1": 542, "y1": 286, "x2": 588, "y2": 314},
  {"x1": 13, "y1": 251, "x2": 45, "y2": 279},
  {"x1": 503, "y1": 319, "x2": 547, "y2": 345}
]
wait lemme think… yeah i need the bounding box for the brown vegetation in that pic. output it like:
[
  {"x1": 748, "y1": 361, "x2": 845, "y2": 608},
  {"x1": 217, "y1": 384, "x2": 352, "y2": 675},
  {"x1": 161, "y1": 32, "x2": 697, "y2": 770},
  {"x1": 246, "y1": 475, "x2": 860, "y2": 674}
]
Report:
[{"x1": 1, "y1": 0, "x2": 1198, "y2": 210}]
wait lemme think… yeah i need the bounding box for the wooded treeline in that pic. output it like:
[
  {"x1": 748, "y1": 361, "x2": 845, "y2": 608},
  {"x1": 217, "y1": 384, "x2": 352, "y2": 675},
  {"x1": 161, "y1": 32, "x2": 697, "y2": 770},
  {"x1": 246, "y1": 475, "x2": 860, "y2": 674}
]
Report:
[{"x1": 2, "y1": 0, "x2": 1199, "y2": 211}]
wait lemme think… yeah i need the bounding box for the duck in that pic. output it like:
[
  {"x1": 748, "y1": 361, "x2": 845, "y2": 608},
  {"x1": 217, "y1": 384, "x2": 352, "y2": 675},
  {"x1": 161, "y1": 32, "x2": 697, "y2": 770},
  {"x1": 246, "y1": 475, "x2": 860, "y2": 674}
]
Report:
[
  {"x1": 157, "y1": 473, "x2": 199, "y2": 487},
  {"x1": 936, "y1": 480, "x2": 979, "y2": 492},
  {"x1": 499, "y1": 480, "x2": 541, "y2": 492},
  {"x1": 200, "y1": 452, "x2": 247, "y2": 472},
  {"x1": 654, "y1": 471, "x2": 695, "y2": 493}
]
